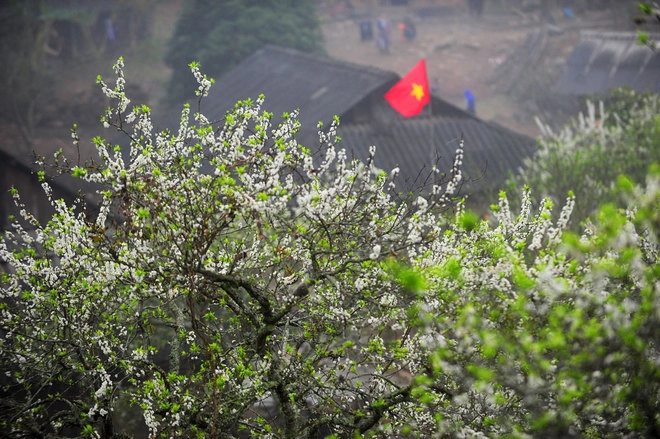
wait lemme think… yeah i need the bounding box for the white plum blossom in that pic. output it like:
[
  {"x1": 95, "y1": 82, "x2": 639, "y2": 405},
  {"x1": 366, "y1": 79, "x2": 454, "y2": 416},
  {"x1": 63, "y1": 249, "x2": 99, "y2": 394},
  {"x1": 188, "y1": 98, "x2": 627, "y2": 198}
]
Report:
[{"x1": 369, "y1": 244, "x2": 382, "y2": 260}]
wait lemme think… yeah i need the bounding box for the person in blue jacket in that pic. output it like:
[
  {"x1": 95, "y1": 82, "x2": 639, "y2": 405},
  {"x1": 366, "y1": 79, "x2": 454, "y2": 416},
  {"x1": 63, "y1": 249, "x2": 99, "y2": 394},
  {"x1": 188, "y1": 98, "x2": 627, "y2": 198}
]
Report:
[{"x1": 465, "y1": 89, "x2": 476, "y2": 115}]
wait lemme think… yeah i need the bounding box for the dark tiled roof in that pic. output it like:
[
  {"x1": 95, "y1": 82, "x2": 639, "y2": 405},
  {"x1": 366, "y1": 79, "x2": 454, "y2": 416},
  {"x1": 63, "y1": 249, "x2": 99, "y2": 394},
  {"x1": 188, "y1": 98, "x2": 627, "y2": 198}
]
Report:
[
  {"x1": 336, "y1": 117, "x2": 537, "y2": 194},
  {"x1": 197, "y1": 45, "x2": 400, "y2": 147},
  {"x1": 554, "y1": 31, "x2": 660, "y2": 96},
  {"x1": 0, "y1": 149, "x2": 83, "y2": 232}
]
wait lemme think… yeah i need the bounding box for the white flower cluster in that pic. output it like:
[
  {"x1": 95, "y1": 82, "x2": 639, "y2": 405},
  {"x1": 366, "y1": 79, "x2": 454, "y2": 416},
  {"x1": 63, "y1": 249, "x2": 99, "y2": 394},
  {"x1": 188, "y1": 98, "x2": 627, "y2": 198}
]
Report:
[{"x1": 190, "y1": 62, "x2": 214, "y2": 97}]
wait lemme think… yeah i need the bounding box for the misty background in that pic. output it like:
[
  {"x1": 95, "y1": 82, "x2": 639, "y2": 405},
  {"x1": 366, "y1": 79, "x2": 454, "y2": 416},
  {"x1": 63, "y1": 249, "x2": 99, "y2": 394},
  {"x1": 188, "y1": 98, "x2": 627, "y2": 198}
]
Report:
[{"x1": 0, "y1": 0, "x2": 656, "y2": 168}]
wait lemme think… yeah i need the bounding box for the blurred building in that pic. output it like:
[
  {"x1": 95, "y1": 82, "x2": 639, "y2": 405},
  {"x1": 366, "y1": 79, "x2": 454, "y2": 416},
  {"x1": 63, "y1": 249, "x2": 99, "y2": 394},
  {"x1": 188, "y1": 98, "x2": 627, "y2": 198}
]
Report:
[{"x1": 554, "y1": 31, "x2": 660, "y2": 96}]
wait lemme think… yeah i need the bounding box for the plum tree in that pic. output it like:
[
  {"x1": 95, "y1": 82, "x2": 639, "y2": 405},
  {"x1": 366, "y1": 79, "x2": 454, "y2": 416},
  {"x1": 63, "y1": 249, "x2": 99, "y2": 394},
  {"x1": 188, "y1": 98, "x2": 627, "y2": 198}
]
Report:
[{"x1": 1, "y1": 59, "x2": 658, "y2": 438}]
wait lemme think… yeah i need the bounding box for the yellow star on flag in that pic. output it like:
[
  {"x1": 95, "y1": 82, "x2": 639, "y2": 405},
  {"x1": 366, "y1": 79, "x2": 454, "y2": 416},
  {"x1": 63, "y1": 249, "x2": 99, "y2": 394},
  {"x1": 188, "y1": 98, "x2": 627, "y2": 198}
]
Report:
[{"x1": 410, "y1": 83, "x2": 425, "y2": 101}]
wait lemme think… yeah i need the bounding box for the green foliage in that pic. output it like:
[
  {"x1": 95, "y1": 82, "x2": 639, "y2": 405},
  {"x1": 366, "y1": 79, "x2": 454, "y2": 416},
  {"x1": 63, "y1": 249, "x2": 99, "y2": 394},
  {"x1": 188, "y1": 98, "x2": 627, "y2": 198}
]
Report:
[
  {"x1": 637, "y1": 2, "x2": 659, "y2": 49},
  {"x1": 640, "y1": 3, "x2": 654, "y2": 15},
  {"x1": 165, "y1": 0, "x2": 324, "y2": 103},
  {"x1": 413, "y1": 169, "x2": 660, "y2": 437},
  {"x1": 508, "y1": 89, "x2": 660, "y2": 226}
]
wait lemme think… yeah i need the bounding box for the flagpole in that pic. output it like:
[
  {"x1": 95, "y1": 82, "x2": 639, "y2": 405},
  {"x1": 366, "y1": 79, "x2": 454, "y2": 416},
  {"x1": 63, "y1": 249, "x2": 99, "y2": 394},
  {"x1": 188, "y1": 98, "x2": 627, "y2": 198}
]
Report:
[{"x1": 428, "y1": 67, "x2": 435, "y2": 190}]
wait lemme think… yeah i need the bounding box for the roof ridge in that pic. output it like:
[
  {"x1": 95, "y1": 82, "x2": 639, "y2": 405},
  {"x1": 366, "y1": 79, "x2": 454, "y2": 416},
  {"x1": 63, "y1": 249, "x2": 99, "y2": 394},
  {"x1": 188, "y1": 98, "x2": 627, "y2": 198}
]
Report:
[
  {"x1": 580, "y1": 30, "x2": 660, "y2": 41},
  {"x1": 257, "y1": 44, "x2": 400, "y2": 80},
  {"x1": 338, "y1": 114, "x2": 534, "y2": 144}
]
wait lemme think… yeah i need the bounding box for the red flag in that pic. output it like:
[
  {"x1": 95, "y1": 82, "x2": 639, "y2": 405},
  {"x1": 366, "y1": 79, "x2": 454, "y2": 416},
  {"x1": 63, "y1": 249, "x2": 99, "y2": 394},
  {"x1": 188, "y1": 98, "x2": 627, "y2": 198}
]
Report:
[{"x1": 384, "y1": 59, "x2": 430, "y2": 117}]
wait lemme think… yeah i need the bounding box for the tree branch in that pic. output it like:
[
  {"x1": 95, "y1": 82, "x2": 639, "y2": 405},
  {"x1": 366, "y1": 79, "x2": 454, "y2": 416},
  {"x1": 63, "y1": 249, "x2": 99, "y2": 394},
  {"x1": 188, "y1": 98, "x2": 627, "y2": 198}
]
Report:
[{"x1": 355, "y1": 385, "x2": 413, "y2": 433}]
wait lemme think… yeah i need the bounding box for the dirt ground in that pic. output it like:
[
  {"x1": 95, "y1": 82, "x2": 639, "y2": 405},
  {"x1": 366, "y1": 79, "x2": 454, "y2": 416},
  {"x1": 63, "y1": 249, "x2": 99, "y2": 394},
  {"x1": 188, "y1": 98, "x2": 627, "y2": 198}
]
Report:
[{"x1": 321, "y1": 2, "x2": 624, "y2": 137}]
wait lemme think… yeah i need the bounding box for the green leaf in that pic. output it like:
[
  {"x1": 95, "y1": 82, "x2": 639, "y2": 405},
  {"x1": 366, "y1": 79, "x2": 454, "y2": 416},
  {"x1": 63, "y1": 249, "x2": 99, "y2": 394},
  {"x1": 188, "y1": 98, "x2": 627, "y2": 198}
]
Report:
[
  {"x1": 72, "y1": 166, "x2": 87, "y2": 178},
  {"x1": 458, "y1": 210, "x2": 480, "y2": 231},
  {"x1": 639, "y1": 3, "x2": 653, "y2": 14},
  {"x1": 466, "y1": 364, "x2": 494, "y2": 382}
]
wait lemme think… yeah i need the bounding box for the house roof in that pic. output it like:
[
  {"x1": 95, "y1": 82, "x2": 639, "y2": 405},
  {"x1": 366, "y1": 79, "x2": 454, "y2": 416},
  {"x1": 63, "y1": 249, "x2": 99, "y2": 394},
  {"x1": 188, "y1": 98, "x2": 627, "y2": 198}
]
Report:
[
  {"x1": 554, "y1": 31, "x2": 660, "y2": 96},
  {"x1": 336, "y1": 117, "x2": 537, "y2": 194},
  {"x1": 160, "y1": 44, "x2": 536, "y2": 197},
  {"x1": 180, "y1": 45, "x2": 474, "y2": 145},
  {"x1": 196, "y1": 45, "x2": 400, "y2": 147}
]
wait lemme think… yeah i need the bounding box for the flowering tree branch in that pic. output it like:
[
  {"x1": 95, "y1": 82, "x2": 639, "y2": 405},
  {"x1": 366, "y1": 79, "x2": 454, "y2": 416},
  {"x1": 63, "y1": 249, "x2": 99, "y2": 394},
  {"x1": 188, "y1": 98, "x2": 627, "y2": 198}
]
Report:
[{"x1": 1, "y1": 58, "x2": 658, "y2": 438}]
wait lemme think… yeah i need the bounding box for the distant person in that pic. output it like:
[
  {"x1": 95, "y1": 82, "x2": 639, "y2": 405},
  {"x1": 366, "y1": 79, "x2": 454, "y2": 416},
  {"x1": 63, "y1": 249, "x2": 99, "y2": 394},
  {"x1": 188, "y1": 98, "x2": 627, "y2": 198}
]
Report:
[
  {"x1": 465, "y1": 89, "x2": 476, "y2": 115},
  {"x1": 105, "y1": 17, "x2": 116, "y2": 42},
  {"x1": 399, "y1": 17, "x2": 416, "y2": 42},
  {"x1": 376, "y1": 15, "x2": 390, "y2": 54}
]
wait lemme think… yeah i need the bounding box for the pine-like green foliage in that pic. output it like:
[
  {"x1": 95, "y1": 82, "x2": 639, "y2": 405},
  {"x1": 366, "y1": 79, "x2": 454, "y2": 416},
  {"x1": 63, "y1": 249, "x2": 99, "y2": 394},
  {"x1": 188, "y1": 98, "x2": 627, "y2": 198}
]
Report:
[{"x1": 165, "y1": 0, "x2": 324, "y2": 103}]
